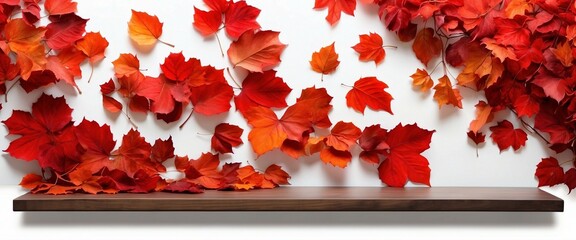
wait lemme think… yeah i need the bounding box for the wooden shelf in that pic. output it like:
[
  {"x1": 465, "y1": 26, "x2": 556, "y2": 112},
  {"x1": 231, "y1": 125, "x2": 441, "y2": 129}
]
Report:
[{"x1": 13, "y1": 187, "x2": 563, "y2": 212}]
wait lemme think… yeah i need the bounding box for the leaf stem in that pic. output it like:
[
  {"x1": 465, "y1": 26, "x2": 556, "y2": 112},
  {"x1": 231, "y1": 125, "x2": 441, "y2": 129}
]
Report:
[
  {"x1": 197, "y1": 132, "x2": 212, "y2": 136},
  {"x1": 226, "y1": 68, "x2": 242, "y2": 89},
  {"x1": 215, "y1": 32, "x2": 225, "y2": 57},
  {"x1": 158, "y1": 39, "x2": 175, "y2": 48},
  {"x1": 87, "y1": 63, "x2": 94, "y2": 83},
  {"x1": 123, "y1": 110, "x2": 138, "y2": 129},
  {"x1": 179, "y1": 108, "x2": 195, "y2": 129},
  {"x1": 340, "y1": 83, "x2": 353, "y2": 88},
  {"x1": 4, "y1": 78, "x2": 21, "y2": 102},
  {"x1": 382, "y1": 45, "x2": 398, "y2": 49},
  {"x1": 321, "y1": 73, "x2": 324, "y2": 82}
]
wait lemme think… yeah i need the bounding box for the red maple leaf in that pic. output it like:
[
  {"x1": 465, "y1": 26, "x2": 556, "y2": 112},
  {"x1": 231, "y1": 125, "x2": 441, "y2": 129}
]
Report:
[
  {"x1": 535, "y1": 157, "x2": 565, "y2": 187},
  {"x1": 294, "y1": 87, "x2": 333, "y2": 128},
  {"x1": 359, "y1": 124, "x2": 389, "y2": 164},
  {"x1": 234, "y1": 70, "x2": 292, "y2": 115},
  {"x1": 352, "y1": 32, "x2": 387, "y2": 65},
  {"x1": 45, "y1": 13, "x2": 88, "y2": 50},
  {"x1": 345, "y1": 77, "x2": 393, "y2": 114},
  {"x1": 314, "y1": 0, "x2": 356, "y2": 25},
  {"x1": 212, "y1": 123, "x2": 244, "y2": 154},
  {"x1": 3, "y1": 94, "x2": 80, "y2": 172},
  {"x1": 378, "y1": 123, "x2": 435, "y2": 187},
  {"x1": 489, "y1": 120, "x2": 528, "y2": 152}
]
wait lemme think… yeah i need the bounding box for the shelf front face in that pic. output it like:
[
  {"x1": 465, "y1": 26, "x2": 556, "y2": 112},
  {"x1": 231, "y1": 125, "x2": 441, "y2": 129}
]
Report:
[{"x1": 13, "y1": 187, "x2": 564, "y2": 212}]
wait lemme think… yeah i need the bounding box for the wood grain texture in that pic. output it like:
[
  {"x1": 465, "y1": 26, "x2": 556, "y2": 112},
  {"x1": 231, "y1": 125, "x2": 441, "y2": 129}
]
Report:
[{"x1": 13, "y1": 187, "x2": 564, "y2": 212}]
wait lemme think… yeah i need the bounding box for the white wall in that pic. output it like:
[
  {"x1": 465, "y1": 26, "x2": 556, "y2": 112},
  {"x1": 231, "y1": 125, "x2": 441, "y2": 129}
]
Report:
[{"x1": 1, "y1": 1, "x2": 574, "y2": 239}]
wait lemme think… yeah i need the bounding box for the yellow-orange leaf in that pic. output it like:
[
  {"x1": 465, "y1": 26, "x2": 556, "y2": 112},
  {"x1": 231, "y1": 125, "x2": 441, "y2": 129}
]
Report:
[
  {"x1": 469, "y1": 101, "x2": 493, "y2": 133},
  {"x1": 227, "y1": 30, "x2": 287, "y2": 72},
  {"x1": 410, "y1": 68, "x2": 433, "y2": 92},
  {"x1": 112, "y1": 53, "x2": 140, "y2": 78},
  {"x1": 433, "y1": 75, "x2": 462, "y2": 109},
  {"x1": 310, "y1": 42, "x2": 340, "y2": 80},
  {"x1": 128, "y1": 10, "x2": 170, "y2": 47},
  {"x1": 75, "y1": 32, "x2": 109, "y2": 64}
]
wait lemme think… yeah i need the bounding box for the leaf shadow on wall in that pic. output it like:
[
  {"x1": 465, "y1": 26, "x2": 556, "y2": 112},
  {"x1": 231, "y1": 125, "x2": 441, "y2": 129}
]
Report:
[{"x1": 21, "y1": 211, "x2": 555, "y2": 227}]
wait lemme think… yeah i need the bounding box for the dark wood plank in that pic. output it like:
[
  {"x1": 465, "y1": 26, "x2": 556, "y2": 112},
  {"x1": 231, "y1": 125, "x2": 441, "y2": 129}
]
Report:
[{"x1": 13, "y1": 187, "x2": 564, "y2": 212}]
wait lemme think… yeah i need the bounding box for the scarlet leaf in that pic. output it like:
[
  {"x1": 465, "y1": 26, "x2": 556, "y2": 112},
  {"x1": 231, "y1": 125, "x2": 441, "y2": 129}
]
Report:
[
  {"x1": 234, "y1": 70, "x2": 292, "y2": 115},
  {"x1": 314, "y1": 0, "x2": 356, "y2": 25},
  {"x1": 160, "y1": 52, "x2": 204, "y2": 82},
  {"x1": 45, "y1": 13, "x2": 88, "y2": 50},
  {"x1": 458, "y1": 0, "x2": 501, "y2": 39},
  {"x1": 467, "y1": 131, "x2": 486, "y2": 145},
  {"x1": 3, "y1": 19, "x2": 46, "y2": 79},
  {"x1": 228, "y1": 30, "x2": 286, "y2": 72},
  {"x1": 514, "y1": 95, "x2": 540, "y2": 118},
  {"x1": 75, "y1": 32, "x2": 109, "y2": 64},
  {"x1": 224, "y1": 1, "x2": 261, "y2": 38},
  {"x1": 378, "y1": 123, "x2": 435, "y2": 187},
  {"x1": 183, "y1": 153, "x2": 223, "y2": 189},
  {"x1": 310, "y1": 42, "x2": 339, "y2": 79},
  {"x1": 245, "y1": 106, "x2": 311, "y2": 156},
  {"x1": 193, "y1": 8, "x2": 222, "y2": 36},
  {"x1": 164, "y1": 180, "x2": 203, "y2": 193},
  {"x1": 205, "y1": 0, "x2": 229, "y2": 13},
  {"x1": 489, "y1": 120, "x2": 528, "y2": 152},
  {"x1": 294, "y1": 87, "x2": 333, "y2": 128},
  {"x1": 433, "y1": 75, "x2": 462, "y2": 109},
  {"x1": 359, "y1": 125, "x2": 389, "y2": 164},
  {"x1": 469, "y1": 101, "x2": 493, "y2": 133},
  {"x1": 151, "y1": 137, "x2": 174, "y2": 163},
  {"x1": 128, "y1": 10, "x2": 166, "y2": 46},
  {"x1": 190, "y1": 82, "x2": 233, "y2": 115},
  {"x1": 325, "y1": 121, "x2": 361, "y2": 151},
  {"x1": 535, "y1": 157, "x2": 565, "y2": 187},
  {"x1": 352, "y1": 32, "x2": 386, "y2": 65},
  {"x1": 3, "y1": 94, "x2": 79, "y2": 172},
  {"x1": 263, "y1": 164, "x2": 290, "y2": 185},
  {"x1": 22, "y1": 0, "x2": 40, "y2": 25},
  {"x1": 0, "y1": 51, "x2": 19, "y2": 83},
  {"x1": 136, "y1": 74, "x2": 179, "y2": 114},
  {"x1": 412, "y1": 28, "x2": 442, "y2": 67},
  {"x1": 102, "y1": 96, "x2": 123, "y2": 113},
  {"x1": 212, "y1": 123, "x2": 244, "y2": 154},
  {"x1": 45, "y1": 0, "x2": 77, "y2": 16},
  {"x1": 410, "y1": 68, "x2": 433, "y2": 92},
  {"x1": 345, "y1": 77, "x2": 393, "y2": 114}
]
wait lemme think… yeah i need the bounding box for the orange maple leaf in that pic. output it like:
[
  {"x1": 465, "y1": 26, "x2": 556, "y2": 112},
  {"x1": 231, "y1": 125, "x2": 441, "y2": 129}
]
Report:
[
  {"x1": 410, "y1": 68, "x2": 434, "y2": 92},
  {"x1": 433, "y1": 75, "x2": 462, "y2": 109},
  {"x1": 310, "y1": 42, "x2": 340, "y2": 81}
]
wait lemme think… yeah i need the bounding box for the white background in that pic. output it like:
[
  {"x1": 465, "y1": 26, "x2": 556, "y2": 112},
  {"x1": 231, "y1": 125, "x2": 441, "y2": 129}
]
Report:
[{"x1": 0, "y1": 0, "x2": 574, "y2": 239}]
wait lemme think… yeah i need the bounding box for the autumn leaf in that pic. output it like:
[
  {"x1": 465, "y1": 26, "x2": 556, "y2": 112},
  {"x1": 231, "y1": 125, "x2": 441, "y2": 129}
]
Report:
[
  {"x1": 45, "y1": 13, "x2": 87, "y2": 50},
  {"x1": 467, "y1": 130, "x2": 486, "y2": 157},
  {"x1": 412, "y1": 28, "x2": 442, "y2": 67},
  {"x1": 112, "y1": 53, "x2": 140, "y2": 78},
  {"x1": 0, "y1": 51, "x2": 19, "y2": 84},
  {"x1": 433, "y1": 75, "x2": 462, "y2": 109},
  {"x1": 458, "y1": 0, "x2": 501, "y2": 39},
  {"x1": 294, "y1": 87, "x2": 333, "y2": 128},
  {"x1": 193, "y1": 7, "x2": 222, "y2": 36},
  {"x1": 378, "y1": 123, "x2": 435, "y2": 187},
  {"x1": 535, "y1": 157, "x2": 565, "y2": 187},
  {"x1": 313, "y1": 0, "x2": 356, "y2": 25},
  {"x1": 76, "y1": 32, "x2": 109, "y2": 64},
  {"x1": 234, "y1": 70, "x2": 292, "y2": 115},
  {"x1": 504, "y1": 0, "x2": 533, "y2": 18},
  {"x1": 489, "y1": 120, "x2": 528, "y2": 152},
  {"x1": 325, "y1": 121, "x2": 361, "y2": 151},
  {"x1": 359, "y1": 125, "x2": 389, "y2": 164},
  {"x1": 224, "y1": 1, "x2": 261, "y2": 38},
  {"x1": 320, "y1": 147, "x2": 353, "y2": 168},
  {"x1": 228, "y1": 30, "x2": 286, "y2": 72},
  {"x1": 310, "y1": 42, "x2": 339, "y2": 81},
  {"x1": 128, "y1": 10, "x2": 173, "y2": 47},
  {"x1": 45, "y1": 0, "x2": 78, "y2": 16},
  {"x1": 469, "y1": 101, "x2": 493, "y2": 133},
  {"x1": 189, "y1": 81, "x2": 234, "y2": 115},
  {"x1": 182, "y1": 153, "x2": 223, "y2": 189},
  {"x1": 3, "y1": 19, "x2": 47, "y2": 79},
  {"x1": 345, "y1": 77, "x2": 393, "y2": 114},
  {"x1": 245, "y1": 106, "x2": 311, "y2": 156},
  {"x1": 3, "y1": 94, "x2": 80, "y2": 172},
  {"x1": 410, "y1": 68, "x2": 433, "y2": 92},
  {"x1": 263, "y1": 164, "x2": 291, "y2": 185},
  {"x1": 22, "y1": 0, "x2": 41, "y2": 25},
  {"x1": 352, "y1": 32, "x2": 389, "y2": 65},
  {"x1": 212, "y1": 123, "x2": 244, "y2": 154}
]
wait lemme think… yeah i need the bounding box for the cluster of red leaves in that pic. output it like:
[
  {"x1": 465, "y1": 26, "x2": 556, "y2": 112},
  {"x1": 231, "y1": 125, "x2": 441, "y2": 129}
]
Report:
[
  {"x1": 0, "y1": 0, "x2": 108, "y2": 99},
  {"x1": 7, "y1": 94, "x2": 289, "y2": 194},
  {"x1": 353, "y1": 0, "x2": 576, "y2": 191},
  {"x1": 104, "y1": 51, "x2": 235, "y2": 125}
]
